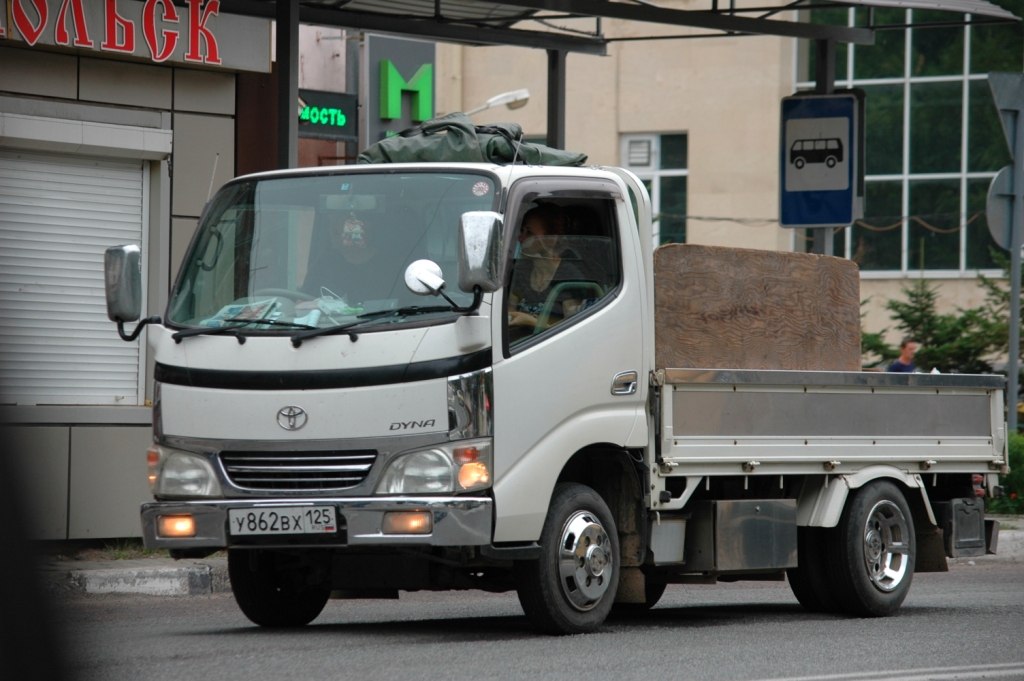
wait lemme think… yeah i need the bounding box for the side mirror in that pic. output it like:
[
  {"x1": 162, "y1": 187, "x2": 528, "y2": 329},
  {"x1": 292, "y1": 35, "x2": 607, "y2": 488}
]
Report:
[
  {"x1": 457, "y1": 211, "x2": 504, "y2": 293},
  {"x1": 404, "y1": 259, "x2": 446, "y2": 296},
  {"x1": 104, "y1": 245, "x2": 142, "y2": 322}
]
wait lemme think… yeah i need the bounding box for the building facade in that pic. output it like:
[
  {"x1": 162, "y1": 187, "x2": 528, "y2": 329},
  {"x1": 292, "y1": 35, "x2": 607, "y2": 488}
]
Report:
[{"x1": 0, "y1": 0, "x2": 271, "y2": 540}]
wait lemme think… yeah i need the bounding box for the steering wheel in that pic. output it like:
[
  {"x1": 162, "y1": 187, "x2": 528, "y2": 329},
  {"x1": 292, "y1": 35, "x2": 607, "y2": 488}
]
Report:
[
  {"x1": 533, "y1": 281, "x2": 605, "y2": 335},
  {"x1": 253, "y1": 288, "x2": 316, "y2": 302}
]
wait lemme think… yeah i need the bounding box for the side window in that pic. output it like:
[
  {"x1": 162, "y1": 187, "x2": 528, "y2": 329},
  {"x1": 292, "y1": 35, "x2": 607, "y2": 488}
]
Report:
[{"x1": 505, "y1": 199, "x2": 621, "y2": 349}]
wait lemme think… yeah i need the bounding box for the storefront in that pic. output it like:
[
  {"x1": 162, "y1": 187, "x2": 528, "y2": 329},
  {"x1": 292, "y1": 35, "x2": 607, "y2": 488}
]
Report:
[{"x1": 0, "y1": 0, "x2": 271, "y2": 540}]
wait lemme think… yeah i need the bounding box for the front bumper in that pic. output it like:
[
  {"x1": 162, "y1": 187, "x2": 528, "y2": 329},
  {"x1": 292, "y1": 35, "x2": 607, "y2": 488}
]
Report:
[{"x1": 141, "y1": 496, "x2": 492, "y2": 550}]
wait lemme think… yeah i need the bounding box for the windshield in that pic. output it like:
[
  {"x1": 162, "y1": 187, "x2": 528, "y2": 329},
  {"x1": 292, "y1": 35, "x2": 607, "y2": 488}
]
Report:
[{"x1": 167, "y1": 172, "x2": 497, "y2": 331}]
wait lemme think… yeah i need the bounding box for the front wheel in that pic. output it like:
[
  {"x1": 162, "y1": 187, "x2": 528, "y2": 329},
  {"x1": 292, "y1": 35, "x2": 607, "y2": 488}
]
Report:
[
  {"x1": 827, "y1": 481, "x2": 916, "y2": 617},
  {"x1": 228, "y1": 549, "x2": 330, "y2": 627},
  {"x1": 515, "y1": 483, "x2": 620, "y2": 635}
]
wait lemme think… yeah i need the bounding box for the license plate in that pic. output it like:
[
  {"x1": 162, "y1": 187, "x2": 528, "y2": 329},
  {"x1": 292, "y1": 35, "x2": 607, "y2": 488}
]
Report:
[{"x1": 228, "y1": 506, "x2": 337, "y2": 536}]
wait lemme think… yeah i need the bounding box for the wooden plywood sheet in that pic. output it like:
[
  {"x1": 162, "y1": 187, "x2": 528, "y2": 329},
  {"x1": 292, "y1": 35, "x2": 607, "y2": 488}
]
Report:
[{"x1": 654, "y1": 244, "x2": 861, "y2": 371}]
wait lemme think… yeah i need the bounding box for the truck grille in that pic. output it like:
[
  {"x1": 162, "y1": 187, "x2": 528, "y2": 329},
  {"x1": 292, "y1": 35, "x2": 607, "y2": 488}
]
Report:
[{"x1": 219, "y1": 450, "x2": 377, "y2": 491}]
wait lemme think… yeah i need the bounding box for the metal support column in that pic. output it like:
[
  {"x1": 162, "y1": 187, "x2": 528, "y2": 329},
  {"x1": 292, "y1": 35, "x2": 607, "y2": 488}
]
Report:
[
  {"x1": 547, "y1": 49, "x2": 567, "y2": 150},
  {"x1": 812, "y1": 38, "x2": 836, "y2": 255},
  {"x1": 1007, "y1": 96, "x2": 1024, "y2": 431},
  {"x1": 276, "y1": 0, "x2": 299, "y2": 169}
]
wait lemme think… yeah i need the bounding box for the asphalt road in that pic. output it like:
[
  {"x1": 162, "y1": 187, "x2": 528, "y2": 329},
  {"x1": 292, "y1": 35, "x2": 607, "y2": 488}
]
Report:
[{"x1": 58, "y1": 562, "x2": 1024, "y2": 681}]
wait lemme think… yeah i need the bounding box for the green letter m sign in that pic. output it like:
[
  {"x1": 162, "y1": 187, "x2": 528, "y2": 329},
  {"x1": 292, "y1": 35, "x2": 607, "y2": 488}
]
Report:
[{"x1": 380, "y1": 60, "x2": 433, "y2": 122}]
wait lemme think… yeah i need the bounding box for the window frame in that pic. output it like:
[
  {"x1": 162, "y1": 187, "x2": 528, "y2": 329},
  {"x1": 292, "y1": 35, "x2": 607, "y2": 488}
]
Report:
[
  {"x1": 620, "y1": 133, "x2": 689, "y2": 248},
  {"x1": 500, "y1": 178, "x2": 627, "y2": 358}
]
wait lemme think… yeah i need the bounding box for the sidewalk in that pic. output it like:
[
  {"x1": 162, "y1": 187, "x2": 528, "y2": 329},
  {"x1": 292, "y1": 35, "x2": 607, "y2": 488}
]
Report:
[{"x1": 40, "y1": 528, "x2": 1023, "y2": 598}]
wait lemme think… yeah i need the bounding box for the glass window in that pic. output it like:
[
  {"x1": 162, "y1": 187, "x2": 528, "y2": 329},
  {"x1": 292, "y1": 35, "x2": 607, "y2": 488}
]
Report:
[
  {"x1": 908, "y1": 179, "x2": 961, "y2": 270},
  {"x1": 910, "y1": 11, "x2": 965, "y2": 76},
  {"x1": 853, "y1": 181, "x2": 903, "y2": 271},
  {"x1": 910, "y1": 81, "x2": 962, "y2": 173},
  {"x1": 506, "y1": 199, "x2": 621, "y2": 348},
  {"x1": 967, "y1": 178, "x2": 1005, "y2": 269},
  {"x1": 660, "y1": 134, "x2": 688, "y2": 169},
  {"x1": 168, "y1": 173, "x2": 494, "y2": 331},
  {"x1": 968, "y1": 80, "x2": 1013, "y2": 173},
  {"x1": 970, "y1": 0, "x2": 1024, "y2": 73},
  {"x1": 620, "y1": 134, "x2": 689, "y2": 246},
  {"x1": 854, "y1": 8, "x2": 906, "y2": 79},
  {"x1": 659, "y1": 176, "x2": 687, "y2": 244},
  {"x1": 863, "y1": 84, "x2": 904, "y2": 175}
]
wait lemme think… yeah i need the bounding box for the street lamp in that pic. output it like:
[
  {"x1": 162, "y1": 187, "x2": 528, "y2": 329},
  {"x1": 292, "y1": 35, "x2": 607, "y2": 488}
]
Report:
[{"x1": 465, "y1": 89, "x2": 530, "y2": 116}]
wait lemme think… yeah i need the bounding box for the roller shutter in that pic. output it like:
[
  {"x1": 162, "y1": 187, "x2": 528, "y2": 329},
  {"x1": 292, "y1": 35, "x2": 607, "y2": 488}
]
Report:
[{"x1": 0, "y1": 150, "x2": 146, "y2": 406}]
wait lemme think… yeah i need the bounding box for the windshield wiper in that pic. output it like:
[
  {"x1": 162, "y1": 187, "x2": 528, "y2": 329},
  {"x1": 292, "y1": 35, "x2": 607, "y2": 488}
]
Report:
[
  {"x1": 172, "y1": 318, "x2": 316, "y2": 344},
  {"x1": 290, "y1": 306, "x2": 456, "y2": 348}
]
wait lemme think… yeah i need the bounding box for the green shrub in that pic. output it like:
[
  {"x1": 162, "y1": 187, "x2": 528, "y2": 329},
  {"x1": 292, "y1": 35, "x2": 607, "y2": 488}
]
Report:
[{"x1": 988, "y1": 431, "x2": 1024, "y2": 514}]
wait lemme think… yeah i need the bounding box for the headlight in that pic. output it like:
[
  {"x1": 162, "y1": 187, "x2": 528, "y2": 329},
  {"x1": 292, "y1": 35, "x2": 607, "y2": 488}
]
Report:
[
  {"x1": 149, "y1": 446, "x2": 222, "y2": 498},
  {"x1": 376, "y1": 439, "x2": 492, "y2": 495},
  {"x1": 448, "y1": 368, "x2": 492, "y2": 440}
]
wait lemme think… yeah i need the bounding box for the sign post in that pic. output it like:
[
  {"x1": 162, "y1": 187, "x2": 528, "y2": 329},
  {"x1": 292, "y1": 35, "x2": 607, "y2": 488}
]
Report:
[
  {"x1": 779, "y1": 92, "x2": 863, "y2": 240},
  {"x1": 987, "y1": 72, "x2": 1024, "y2": 432}
]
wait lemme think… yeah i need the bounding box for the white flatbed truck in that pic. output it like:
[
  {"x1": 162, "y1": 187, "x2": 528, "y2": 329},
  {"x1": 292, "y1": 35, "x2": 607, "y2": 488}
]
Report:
[{"x1": 104, "y1": 162, "x2": 1005, "y2": 634}]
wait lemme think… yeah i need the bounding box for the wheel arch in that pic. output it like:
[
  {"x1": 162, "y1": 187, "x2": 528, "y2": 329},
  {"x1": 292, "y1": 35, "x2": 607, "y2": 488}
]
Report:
[
  {"x1": 555, "y1": 445, "x2": 648, "y2": 568},
  {"x1": 797, "y1": 465, "x2": 937, "y2": 529}
]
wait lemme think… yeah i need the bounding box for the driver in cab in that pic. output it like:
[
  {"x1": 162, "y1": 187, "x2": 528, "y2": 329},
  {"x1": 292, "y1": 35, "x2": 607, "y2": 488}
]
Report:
[
  {"x1": 507, "y1": 204, "x2": 585, "y2": 343},
  {"x1": 302, "y1": 211, "x2": 394, "y2": 307}
]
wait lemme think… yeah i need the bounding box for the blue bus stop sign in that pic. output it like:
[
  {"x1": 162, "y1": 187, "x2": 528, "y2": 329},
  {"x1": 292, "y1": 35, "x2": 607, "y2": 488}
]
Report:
[{"x1": 780, "y1": 93, "x2": 861, "y2": 228}]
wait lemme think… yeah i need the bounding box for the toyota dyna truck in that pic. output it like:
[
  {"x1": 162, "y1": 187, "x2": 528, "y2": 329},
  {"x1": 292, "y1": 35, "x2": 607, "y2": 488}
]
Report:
[{"x1": 104, "y1": 161, "x2": 1006, "y2": 635}]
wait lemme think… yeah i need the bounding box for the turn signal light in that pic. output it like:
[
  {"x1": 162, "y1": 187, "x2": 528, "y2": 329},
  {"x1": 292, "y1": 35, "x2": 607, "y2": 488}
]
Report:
[
  {"x1": 157, "y1": 515, "x2": 196, "y2": 538},
  {"x1": 382, "y1": 511, "x2": 432, "y2": 535},
  {"x1": 458, "y1": 462, "x2": 490, "y2": 489},
  {"x1": 454, "y1": 446, "x2": 481, "y2": 464}
]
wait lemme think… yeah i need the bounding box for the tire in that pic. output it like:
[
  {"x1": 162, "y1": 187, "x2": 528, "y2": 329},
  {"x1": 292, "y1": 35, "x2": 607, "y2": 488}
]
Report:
[
  {"x1": 794, "y1": 158, "x2": 806, "y2": 169},
  {"x1": 826, "y1": 156, "x2": 837, "y2": 168},
  {"x1": 787, "y1": 526, "x2": 842, "y2": 613},
  {"x1": 612, "y1": 579, "x2": 667, "y2": 613},
  {"x1": 826, "y1": 481, "x2": 916, "y2": 617},
  {"x1": 228, "y1": 549, "x2": 330, "y2": 627},
  {"x1": 514, "y1": 483, "x2": 620, "y2": 635}
]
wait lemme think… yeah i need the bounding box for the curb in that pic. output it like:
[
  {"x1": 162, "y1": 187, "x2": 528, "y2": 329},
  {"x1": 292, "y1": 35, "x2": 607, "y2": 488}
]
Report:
[{"x1": 45, "y1": 560, "x2": 230, "y2": 597}]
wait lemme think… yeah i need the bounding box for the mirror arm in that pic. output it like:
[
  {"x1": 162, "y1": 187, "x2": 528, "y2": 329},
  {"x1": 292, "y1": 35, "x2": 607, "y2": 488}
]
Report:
[
  {"x1": 116, "y1": 316, "x2": 162, "y2": 342},
  {"x1": 440, "y1": 286, "x2": 483, "y2": 314}
]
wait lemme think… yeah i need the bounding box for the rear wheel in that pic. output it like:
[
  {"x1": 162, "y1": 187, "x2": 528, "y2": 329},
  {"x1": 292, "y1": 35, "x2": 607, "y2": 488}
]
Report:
[
  {"x1": 515, "y1": 483, "x2": 620, "y2": 635},
  {"x1": 228, "y1": 549, "x2": 330, "y2": 627},
  {"x1": 827, "y1": 481, "x2": 915, "y2": 617}
]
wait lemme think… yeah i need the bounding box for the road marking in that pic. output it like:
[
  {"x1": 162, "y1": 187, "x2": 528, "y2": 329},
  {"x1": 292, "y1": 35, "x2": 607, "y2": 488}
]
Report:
[{"x1": 750, "y1": 662, "x2": 1024, "y2": 681}]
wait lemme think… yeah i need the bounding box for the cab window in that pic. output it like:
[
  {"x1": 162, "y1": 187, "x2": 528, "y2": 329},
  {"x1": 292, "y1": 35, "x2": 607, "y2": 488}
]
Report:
[{"x1": 505, "y1": 198, "x2": 621, "y2": 349}]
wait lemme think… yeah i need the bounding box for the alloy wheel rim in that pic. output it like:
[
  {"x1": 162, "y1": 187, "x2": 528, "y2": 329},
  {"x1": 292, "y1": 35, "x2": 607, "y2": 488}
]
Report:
[
  {"x1": 862, "y1": 499, "x2": 910, "y2": 592},
  {"x1": 558, "y1": 510, "x2": 613, "y2": 611}
]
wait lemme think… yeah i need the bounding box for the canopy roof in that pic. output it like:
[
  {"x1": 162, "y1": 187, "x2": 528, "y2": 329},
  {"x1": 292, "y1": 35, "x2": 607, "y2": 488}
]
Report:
[{"x1": 223, "y1": 0, "x2": 1019, "y2": 54}]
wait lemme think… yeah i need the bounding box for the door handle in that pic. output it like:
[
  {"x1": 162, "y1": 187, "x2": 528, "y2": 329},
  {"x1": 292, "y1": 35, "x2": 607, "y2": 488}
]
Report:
[{"x1": 611, "y1": 371, "x2": 638, "y2": 395}]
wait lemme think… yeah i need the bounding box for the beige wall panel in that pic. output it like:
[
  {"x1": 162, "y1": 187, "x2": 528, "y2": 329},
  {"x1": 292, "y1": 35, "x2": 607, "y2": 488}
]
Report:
[
  {"x1": 174, "y1": 69, "x2": 236, "y2": 115},
  {"x1": 171, "y1": 218, "x2": 199, "y2": 283},
  {"x1": 615, "y1": 28, "x2": 794, "y2": 250},
  {"x1": 68, "y1": 427, "x2": 152, "y2": 539},
  {"x1": 461, "y1": 46, "x2": 547, "y2": 137},
  {"x1": 0, "y1": 47, "x2": 77, "y2": 99},
  {"x1": 860, "y1": 277, "x2": 995, "y2": 343},
  {"x1": 171, "y1": 113, "x2": 235, "y2": 217},
  {"x1": 4, "y1": 426, "x2": 69, "y2": 540},
  {"x1": 79, "y1": 58, "x2": 172, "y2": 109},
  {"x1": 435, "y1": 43, "x2": 464, "y2": 116},
  {"x1": 565, "y1": 51, "x2": 618, "y2": 166}
]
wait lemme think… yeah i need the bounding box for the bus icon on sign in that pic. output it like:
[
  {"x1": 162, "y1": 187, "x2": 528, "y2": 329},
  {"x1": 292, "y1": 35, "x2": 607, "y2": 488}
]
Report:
[{"x1": 790, "y1": 138, "x2": 844, "y2": 169}]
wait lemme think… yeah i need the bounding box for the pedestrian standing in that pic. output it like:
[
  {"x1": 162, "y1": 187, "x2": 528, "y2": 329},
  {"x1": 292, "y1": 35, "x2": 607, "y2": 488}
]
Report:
[{"x1": 888, "y1": 338, "x2": 918, "y2": 372}]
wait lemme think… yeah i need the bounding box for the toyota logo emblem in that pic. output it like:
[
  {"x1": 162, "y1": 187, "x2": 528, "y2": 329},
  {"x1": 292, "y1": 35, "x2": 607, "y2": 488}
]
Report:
[{"x1": 277, "y1": 406, "x2": 307, "y2": 430}]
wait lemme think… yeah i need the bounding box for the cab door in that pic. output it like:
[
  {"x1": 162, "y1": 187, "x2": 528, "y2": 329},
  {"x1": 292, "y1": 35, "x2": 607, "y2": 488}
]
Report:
[{"x1": 489, "y1": 177, "x2": 648, "y2": 542}]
